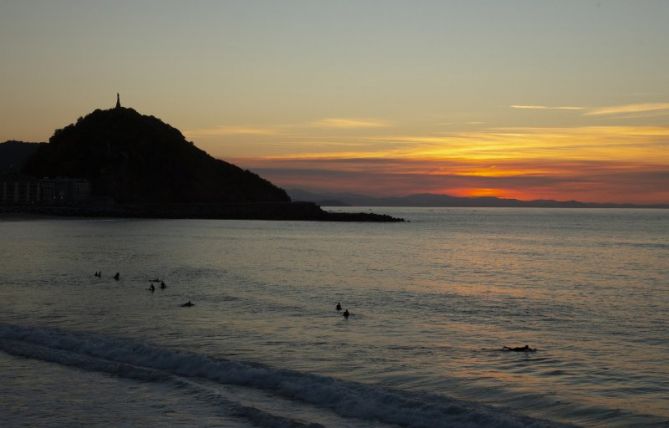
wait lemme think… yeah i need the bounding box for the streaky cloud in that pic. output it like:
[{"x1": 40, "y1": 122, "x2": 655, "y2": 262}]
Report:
[
  {"x1": 239, "y1": 157, "x2": 669, "y2": 204},
  {"x1": 185, "y1": 125, "x2": 279, "y2": 137},
  {"x1": 310, "y1": 118, "x2": 390, "y2": 129},
  {"x1": 510, "y1": 105, "x2": 584, "y2": 111},
  {"x1": 222, "y1": 125, "x2": 669, "y2": 167},
  {"x1": 585, "y1": 102, "x2": 669, "y2": 116}
]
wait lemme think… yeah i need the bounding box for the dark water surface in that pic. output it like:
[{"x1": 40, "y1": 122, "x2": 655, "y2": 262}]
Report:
[{"x1": 1, "y1": 208, "x2": 667, "y2": 427}]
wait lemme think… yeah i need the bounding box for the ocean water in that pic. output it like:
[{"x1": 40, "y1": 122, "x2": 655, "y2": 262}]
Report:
[{"x1": 0, "y1": 208, "x2": 667, "y2": 427}]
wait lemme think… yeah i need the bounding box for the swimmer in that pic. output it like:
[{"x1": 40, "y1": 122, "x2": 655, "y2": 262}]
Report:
[{"x1": 503, "y1": 345, "x2": 536, "y2": 352}]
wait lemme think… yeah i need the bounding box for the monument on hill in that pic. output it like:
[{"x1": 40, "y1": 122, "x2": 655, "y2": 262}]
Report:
[{"x1": 115, "y1": 93, "x2": 121, "y2": 109}]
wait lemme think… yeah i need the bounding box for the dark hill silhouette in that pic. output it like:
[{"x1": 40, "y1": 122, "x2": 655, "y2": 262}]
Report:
[
  {"x1": 0, "y1": 141, "x2": 43, "y2": 174},
  {"x1": 23, "y1": 107, "x2": 289, "y2": 204}
]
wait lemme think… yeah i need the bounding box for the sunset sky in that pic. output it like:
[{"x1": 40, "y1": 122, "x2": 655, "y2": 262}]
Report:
[{"x1": 1, "y1": 1, "x2": 668, "y2": 203}]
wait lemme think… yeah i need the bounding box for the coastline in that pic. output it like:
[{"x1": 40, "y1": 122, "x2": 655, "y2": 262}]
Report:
[{"x1": 0, "y1": 201, "x2": 404, "y2": 222}]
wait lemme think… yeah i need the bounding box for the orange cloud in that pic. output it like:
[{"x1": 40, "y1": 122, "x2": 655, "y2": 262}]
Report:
[
  {"x1": 213, "y1": 124, "x2": 669, "y2": 204},
  {"x1": 365, "y1": 126, "x2": 669, "y2": 163},
  {"x1": 235, "y1": 156, "x2": 669, "y2": 204}
]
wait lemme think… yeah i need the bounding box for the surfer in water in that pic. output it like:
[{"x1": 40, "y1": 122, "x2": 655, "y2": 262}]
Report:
[
  {"x1": 336, "y1": 302, "x2": 342, "y2": 311},
  {"x1": 113, "y1": 272, "x2": 120, "y2": 281},
  {"x1": 343, "y1": 309, "x2": 350, "y2": 318},
  {"x1": 503, "y1": 345, "x2": 536, "y2": 352},
  {"x1": 181, "y1": 301, "x2": 194, "y2": 307},
  {"x1": 160, "y1": 281, "x2": 166, "y2": 289}
]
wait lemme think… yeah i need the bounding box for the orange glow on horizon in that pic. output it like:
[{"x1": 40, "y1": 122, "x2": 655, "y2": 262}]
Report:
[
  {"x1": 234, "y1": 152, "x2": 669, "y2": 204},
  {"x1": 224, "y1": 124, "x2": 669, "y2": 204},
  {"x1": 449, "y1": 188, "x2": 528, "y2": 200}
]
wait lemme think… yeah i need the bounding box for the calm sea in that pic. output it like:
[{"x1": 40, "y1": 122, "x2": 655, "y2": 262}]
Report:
[{"x1": 1, "y1": 208, "x2": 667, "y2": 427}]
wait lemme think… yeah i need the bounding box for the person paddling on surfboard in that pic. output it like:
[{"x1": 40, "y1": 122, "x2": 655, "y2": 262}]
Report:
[{"x1": 503, "y1": 345, "x2": 536, "y2": 352}]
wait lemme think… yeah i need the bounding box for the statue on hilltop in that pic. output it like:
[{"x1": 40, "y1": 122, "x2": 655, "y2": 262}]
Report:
[{"x1": 115, "y1": 93, "x2": 121, "y2": 109}]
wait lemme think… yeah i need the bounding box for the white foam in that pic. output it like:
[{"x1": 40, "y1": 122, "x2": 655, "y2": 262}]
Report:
[{"x1": 0, "y1": 323, "x2": 567, "y2": 428}]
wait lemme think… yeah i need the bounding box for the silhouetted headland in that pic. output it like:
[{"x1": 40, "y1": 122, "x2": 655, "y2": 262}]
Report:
[{"x1": 1, "y1": 98, "x2": 403, "y2": 222}]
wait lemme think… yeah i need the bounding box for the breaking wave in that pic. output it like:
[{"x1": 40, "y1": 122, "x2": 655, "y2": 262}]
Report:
[{"x1": 0, "y1": 323, "x2": 567, "y2": 428}]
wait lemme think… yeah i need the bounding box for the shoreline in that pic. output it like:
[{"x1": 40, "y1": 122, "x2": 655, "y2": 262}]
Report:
[{"x1": 0, "y1": 201, "x2": 404, "y2": 222}]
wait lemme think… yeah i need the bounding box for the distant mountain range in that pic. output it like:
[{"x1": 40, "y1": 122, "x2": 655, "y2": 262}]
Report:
[{"x1": 287, "y1": 188, "x2": 669, "y2": 209}]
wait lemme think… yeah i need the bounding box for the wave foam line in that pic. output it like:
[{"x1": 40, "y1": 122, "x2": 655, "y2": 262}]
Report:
[
  {"x1": 0, "y1": 323, "x2": 568, "y2": 428},
  {"x1": 0, "y1": 337, "x2": 323, "y2": 428}
]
